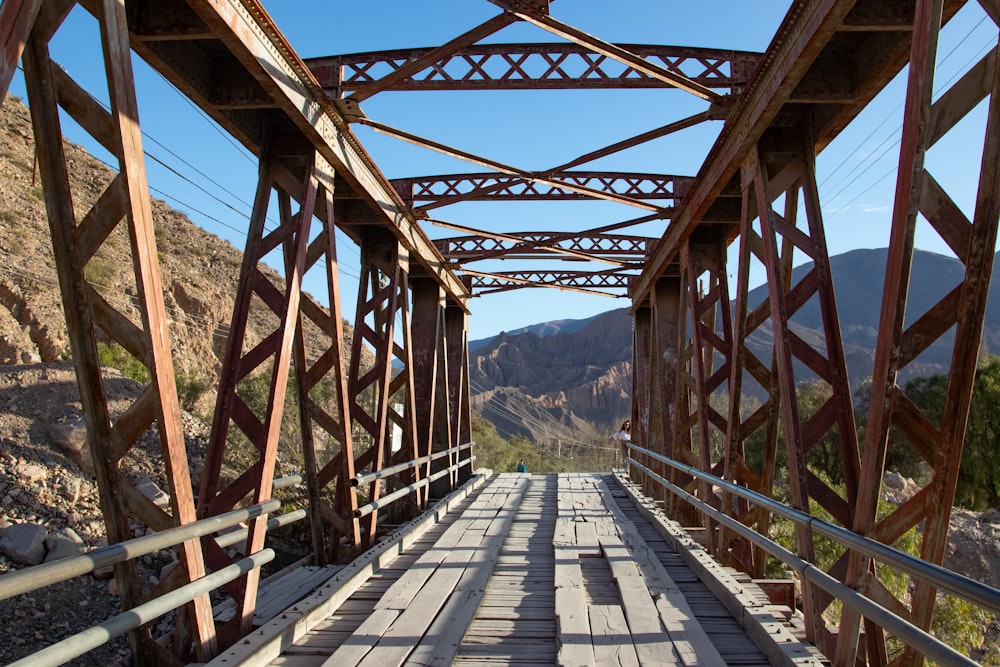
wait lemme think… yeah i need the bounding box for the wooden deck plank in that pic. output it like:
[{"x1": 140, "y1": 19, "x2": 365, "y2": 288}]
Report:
[
  {"x1": 590, "y1": 604, "x2": 640, "y2": 667},
  {"x1": 251, "y1": 473, "x2": 822, "y2": 667}
]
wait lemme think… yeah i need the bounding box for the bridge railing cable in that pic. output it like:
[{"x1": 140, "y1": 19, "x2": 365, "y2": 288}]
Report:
[{"x1": 623, "y1": 443, "x2": 1000, "y2": 667}]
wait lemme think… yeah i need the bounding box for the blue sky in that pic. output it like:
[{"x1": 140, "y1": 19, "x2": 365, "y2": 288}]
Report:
[{"x1": 6, "y1": 2, "x2": 999, "y2": 341}]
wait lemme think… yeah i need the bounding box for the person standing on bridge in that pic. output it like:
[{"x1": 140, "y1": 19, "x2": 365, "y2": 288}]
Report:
[{"x1": 613, "y1": 420, "x2": 631, "y2": 467}]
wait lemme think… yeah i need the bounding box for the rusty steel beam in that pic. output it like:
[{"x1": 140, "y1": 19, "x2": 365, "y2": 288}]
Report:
[
  {"x1": 22, "y1": 2, "x2": 218, "y2": 662},
  {"x1": 632, "y1": 0, "x2": 966, "y2": 303},
  {"x1": 392, "y1": 171, "x2": 692, "y2": 205},
  {"x1": 486, "y1": 0, "x2": 729, "y2": 103},
  {"x1": 124, "y1": 0, "x2": 470, "y2": 308},
  {"x1": 0, "y1": 0, "x2": 41, "y2": 103},
  {"x1": 361, "y1": 118, "x2": 666, "y2": 214},
  {"x1": 431, "y1": 220, "x2": 636, "y2": 266},
  {"x1": 400, "y1": 107, "x2": 725, "y2": 215},
  {"x1": 435, "y1": 232, "x2": 650, "y2": 262},
  {"x1": 307, "y1": 43, "x2": 761, "y2": 94},
  {"x1": 466, "y1": 269, "x2": 629, "y2": 296}
]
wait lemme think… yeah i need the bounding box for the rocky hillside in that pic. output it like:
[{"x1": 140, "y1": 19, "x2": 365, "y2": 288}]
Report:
[
  {"x1": 470, "y1": 308, "x2": 632, "y2": 442},
  {"x1": 0, "y1": 96, "x2": 355, "y2": 390}
]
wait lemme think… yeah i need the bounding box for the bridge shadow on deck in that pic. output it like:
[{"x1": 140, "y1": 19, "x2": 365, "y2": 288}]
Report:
[{"x1": 207, "y1": 473, "x2": 825, "y2": 666}]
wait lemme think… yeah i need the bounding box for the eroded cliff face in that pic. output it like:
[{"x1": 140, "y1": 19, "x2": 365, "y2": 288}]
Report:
[{"x1": 471, "y1": 309, "x2": 633, "y2": 441}]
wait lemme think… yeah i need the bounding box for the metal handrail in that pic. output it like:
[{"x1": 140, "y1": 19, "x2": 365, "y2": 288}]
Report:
[
  {"x1": 352, "y1": 441, "x2": 475, "y2": 487},
  {"x1": 0, "y1": 498, "x2": 279, "y2": 601},
  {"x1": 355, "y1": 456, "x2": 476, "y2": 518},
  {"x1": 627, "y1": 443, "x2": 1000, "y2": 614},
  {"x1": 1, "y1": 476, "x2": 309, "y2": 666},
  {"x1": 625, "y1": 446, "x2": 991, "y2": 666},
  {"x1": 6, "y1": 550, "x2": 275, "y2": 667}
]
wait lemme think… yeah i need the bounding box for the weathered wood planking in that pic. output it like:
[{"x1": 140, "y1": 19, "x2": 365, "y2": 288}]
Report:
[
  {"x1": 314, "y1": 474, "x2": 527, "y2": 666},
  {"x1": 248, "y1": 472, "x2": 820, "y2": 666},
  {"x1": 456, "y1": 474, "x2": 558, "y2": 665},
  {"x1": 612, "y1": 472, "x2": 827, "y2": 667},
  {"x1": 207, "y1": 473, "x2": 488, "y2": 667}
]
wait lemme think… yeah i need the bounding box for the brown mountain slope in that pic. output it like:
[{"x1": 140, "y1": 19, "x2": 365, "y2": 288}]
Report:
[
  {"x1": 471, "y1": 308, "x2": 632, "y2": 442},
  {"x1": 0, "y1": 96, "x2": 360, "y2": 391}
]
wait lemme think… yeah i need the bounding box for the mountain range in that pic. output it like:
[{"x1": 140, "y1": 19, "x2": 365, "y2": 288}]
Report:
[{"x1": 470, "y1": 247, "x2": 1000, "y2": 443}]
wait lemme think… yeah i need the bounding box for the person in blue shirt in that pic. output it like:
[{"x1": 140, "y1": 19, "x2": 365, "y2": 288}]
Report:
[{"x1": 515, "y1": 459, "x2": 527, "y2": 473}]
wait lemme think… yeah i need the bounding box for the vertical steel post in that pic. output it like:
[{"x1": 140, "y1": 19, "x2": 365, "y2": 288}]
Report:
[
  {"x1": 632, "y1": 302, "x2": 653, "y2": 491},
  {"x1": 0, "y1": 0, "x2": 41, "y2": 103},
  {"x1": 649, "y1": 276, "x2": 682, "y2": 504},
  {"x1": 445, "y1": 302, "x2": 472, "y2": 482},
  {"x1": 23, "y1": 2, "x2": 217, "y2": 660}
]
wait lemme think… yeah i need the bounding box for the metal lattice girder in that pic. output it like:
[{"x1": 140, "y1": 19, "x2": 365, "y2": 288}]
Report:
[
  {"x1": 22, "y1": 1, "x2": 217, "y2": 661},
  {"x1": 392, "y1": 172, "x2": 693, "y2": 206},
  {"x1": 742, "y1": 129, "x2": 862, "y2": 654},
  {"x1": 306, "y1": 43, "x2": 761, "y2": 95},
  {"x1": 677, "y1": 234, "x2": 734, "y2": 553},
  {"x1": 197, "y1": 142, "x2": 322, "y2": 644},
  {"x1": 347, "y1": 230, "x2": 421, "y2": 546},
  {"x1": 435, "y1": 232, "x2": 651, "y2": 262},
  {"x1": 287, "y1": 174, "x2": 361, "y2": 565},
  {"x1": 718, "y1": 183, "x2": 795, "y2": 580},
  {"x1": 466, "y1": 269, "x2": 633, "y2": 295},
  {"x1": 837, "y1": 2, "x2": 1000, "y2": 664}
]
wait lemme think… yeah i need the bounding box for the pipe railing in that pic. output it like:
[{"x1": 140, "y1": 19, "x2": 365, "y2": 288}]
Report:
[
  {"x1": 1, "y1": 475, "x2": 307, "y2": 665},
  {"x1": 0, "y1": 498, "x2": 280, "y2": 601},
  {"x1": 624, "y1": 443, "x2": 999, "y2": 666},
  {"x1": 355, "y1": 455, "x2": 476, "y2": 518},
  {"x1": 6, "y1": 550, "x2": 275, "y2": 667},
  {"x1": 351, "y1": 441, "x2": 475, "y2": 487}
]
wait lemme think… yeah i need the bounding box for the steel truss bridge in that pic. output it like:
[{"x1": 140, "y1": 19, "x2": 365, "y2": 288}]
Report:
[{"x1": 1, "y1": 0, "x2": 1000, "y2": 665}]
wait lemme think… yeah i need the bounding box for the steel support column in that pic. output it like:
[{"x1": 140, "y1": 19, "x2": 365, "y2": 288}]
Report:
[
  {"x1": 632, "y1": 302, "x2": 653, "y2": 492},
  {"x1": 648, "y1": 276, "x2": 682, "y2": 506},
  {"x1": 22, "y1": 2, "x2": 216, "y2": 662},
  {"x1": 411, "y1": 277, "x2": 447, "y2": 498},
  {"x1": 445, "y1": 301, "x2": 472, "y2": 483},
  {"x1": 347, "y1": 230, "x2": 421, "y2": 544},
  {"x1": 838, "y1": 0, "x2": 1000, "y2": 663},
  {"x1": 742, "y1": 128, "x2": 862, "y2": 651}
]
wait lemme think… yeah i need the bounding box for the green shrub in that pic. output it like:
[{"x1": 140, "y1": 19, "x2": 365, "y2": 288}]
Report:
[{"x1": 97, "y1": 341, "x2": 149, "y2": 383}]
